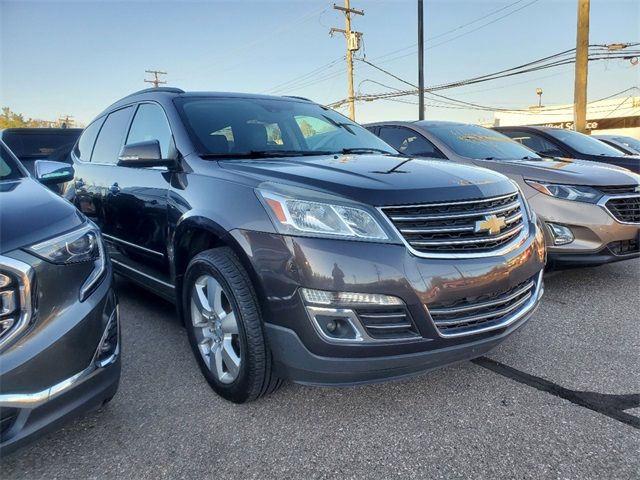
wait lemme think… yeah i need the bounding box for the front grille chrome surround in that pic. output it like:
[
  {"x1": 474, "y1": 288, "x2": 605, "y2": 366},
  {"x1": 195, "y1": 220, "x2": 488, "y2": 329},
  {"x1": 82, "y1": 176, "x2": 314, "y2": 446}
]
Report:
[
  {"x1": 426, "y1": 271, "x2": 543, "y2": 338},
  {"x1": 598, "y1": 194, "x2": 640, "y2": 224},
  {"x1": 379, "y1": 192, "x2": 529, "y2": 259},
  {"x1": 0, "y1": 256, "x2": 33, "y2": 351}
]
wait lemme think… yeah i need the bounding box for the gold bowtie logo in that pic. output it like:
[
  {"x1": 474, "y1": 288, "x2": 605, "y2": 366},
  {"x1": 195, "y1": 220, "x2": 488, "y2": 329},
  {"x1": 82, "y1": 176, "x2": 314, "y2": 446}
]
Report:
[{"x1": 475, "y1": 214, "x2": 507, "y2": 235}]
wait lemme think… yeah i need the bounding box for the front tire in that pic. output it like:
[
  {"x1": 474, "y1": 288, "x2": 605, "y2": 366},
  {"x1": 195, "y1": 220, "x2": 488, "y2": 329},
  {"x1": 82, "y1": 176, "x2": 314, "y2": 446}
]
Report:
[{"x1": 183, "y1": 247, "x2": 281, "y2": 403}]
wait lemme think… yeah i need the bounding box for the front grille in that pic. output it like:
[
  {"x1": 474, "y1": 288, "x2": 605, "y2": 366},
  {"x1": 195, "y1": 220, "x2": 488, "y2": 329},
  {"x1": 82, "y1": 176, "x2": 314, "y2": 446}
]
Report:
[
  {"x1": 608, "y1": 237, "x2": 640, "y2": 256},
  {"x1": 605, "y1": 196, "x2": 640, "y2": 223},
  {"x1": 427, "y1": 275, "x2": 538, "y2": 337},
  {"x1": 0, "y1": 272, "x2": 20, "y2": 344},
  {"x1": 354, "y1": 307, "x2": 419, "y2": 340},
  {"x1": 598, "y1": 185, "x2": 638, "y2": 195},
  {"x1": 381, "y1": 192, "x2": 525, "y2": 254}
]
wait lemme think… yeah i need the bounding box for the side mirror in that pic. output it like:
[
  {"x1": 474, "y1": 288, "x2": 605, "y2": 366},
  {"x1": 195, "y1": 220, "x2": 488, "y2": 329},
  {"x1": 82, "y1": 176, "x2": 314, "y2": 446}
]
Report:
[
  {"x1": 118, "y1": 140, "x2": 176, "y2": 168},
  {"x1": 34, "y1": 160, "x2": 75, "y2": 185}
]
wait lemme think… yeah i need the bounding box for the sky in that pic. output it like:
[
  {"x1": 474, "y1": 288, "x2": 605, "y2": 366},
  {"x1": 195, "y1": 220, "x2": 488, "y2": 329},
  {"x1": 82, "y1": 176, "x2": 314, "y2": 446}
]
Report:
[{"x1": 1, "y1": 0, "x2": 638, "y2": 126}]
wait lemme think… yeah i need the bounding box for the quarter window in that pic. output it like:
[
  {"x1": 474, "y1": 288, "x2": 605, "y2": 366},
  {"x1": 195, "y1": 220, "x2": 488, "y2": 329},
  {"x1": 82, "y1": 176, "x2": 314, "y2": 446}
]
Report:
[
  {"x1": 74, "y1": 118, "x2": 105, "y2": 162},
  {"x1": 126, "y1": 103, "x2": 174, "y2": 158},
  {"x1": 92, "y1": 107, "x2": 134, "y2": 165}
]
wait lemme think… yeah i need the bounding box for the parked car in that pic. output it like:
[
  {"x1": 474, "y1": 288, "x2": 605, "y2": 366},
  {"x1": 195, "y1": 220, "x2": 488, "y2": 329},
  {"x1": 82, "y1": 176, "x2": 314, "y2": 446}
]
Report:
[
  {"x1": 0, "y1": 128, "x2": 83, "y2": 174},
  {"x1": 0, "y1": 141, "x2": 119, "y2": 454},
  {"x1": 594, "y1": 134, "x2": 640, "y2": 156},
  {"x1": 492, "y1": 125, "x2": 640, "y2": 173},
  {"x1": 366, "y1": 121, "x2": 640, "y2": 267},
  {"x1": 69, "y1": 88, "x2": 545, "y2": 403}
]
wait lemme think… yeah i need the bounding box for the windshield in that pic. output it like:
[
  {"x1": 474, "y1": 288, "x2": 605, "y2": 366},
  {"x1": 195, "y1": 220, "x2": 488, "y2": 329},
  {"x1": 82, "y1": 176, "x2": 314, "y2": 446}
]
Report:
[
  {"x1": 174, "y1": 97, "x2": 397, "y2": 157},
  {"x1": 2, "y1": 130, "x2": 82, "y2": 160},
  {"x1": 611, "y1": 136, "x2": 640, "y2": 153},
  {"x1": 426, "y1": 124, "x2": 540, "y2": 160},
  {"x1": 545, "y1": 129, "x2": 625, "y2": 157},
  {"x1": 0, "y1": 143, "x2": 26, "y2": 181}
]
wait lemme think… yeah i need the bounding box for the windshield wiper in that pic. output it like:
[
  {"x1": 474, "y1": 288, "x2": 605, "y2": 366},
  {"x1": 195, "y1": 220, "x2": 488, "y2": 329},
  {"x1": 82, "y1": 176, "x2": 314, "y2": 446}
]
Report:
[
  {"x1": 200, "y1": 150, "x2": 335, "y2": 159},
  {"x1": 340, "y1": 147, "x2": 396, "y2": 155}
]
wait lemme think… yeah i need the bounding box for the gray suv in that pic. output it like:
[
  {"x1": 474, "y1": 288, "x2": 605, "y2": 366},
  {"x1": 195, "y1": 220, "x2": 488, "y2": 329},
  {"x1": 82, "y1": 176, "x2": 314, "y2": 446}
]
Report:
[{"x1": 0, "y1": 141, "x2": 120, "y2": 454}]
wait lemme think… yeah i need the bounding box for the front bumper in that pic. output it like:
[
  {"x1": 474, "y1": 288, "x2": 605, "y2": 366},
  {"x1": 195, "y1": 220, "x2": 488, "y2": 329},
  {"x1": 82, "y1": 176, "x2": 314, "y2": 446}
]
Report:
[
  {"x1": 527, "y1": 192, "x2": 640, "y2": 266},
  {"x1": 0, "y1": 253, "x2": 120, "y2": 454},
  {"x1": 231, "y1": 220, "x2": 545, "y2": 384}
]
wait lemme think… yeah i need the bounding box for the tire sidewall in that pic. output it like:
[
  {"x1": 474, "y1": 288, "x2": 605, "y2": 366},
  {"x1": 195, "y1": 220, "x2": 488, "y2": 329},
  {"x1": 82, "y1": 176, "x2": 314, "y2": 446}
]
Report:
[{"x1": 183, "y1": 254, "x2": 256, "y2": 401}]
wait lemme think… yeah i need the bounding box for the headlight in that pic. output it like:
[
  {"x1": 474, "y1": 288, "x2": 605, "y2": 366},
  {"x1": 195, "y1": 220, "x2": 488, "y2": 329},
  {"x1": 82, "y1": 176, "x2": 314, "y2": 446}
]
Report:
[
  {"x1": 524, "y1": 180, "x2": 603, "y2": 203},
  {"x1": 257, "y1": 189, "x2": 391, "y2": 240},
  {"x1": 27, "y1": 224, "x2": 106, "y2": 301}
]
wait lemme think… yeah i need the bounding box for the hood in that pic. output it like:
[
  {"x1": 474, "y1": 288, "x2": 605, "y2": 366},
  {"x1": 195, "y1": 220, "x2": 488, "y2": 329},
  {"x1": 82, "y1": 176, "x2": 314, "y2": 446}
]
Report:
[
  {"x1": 0, "y1": 177, "x2": 84, "y2": 254},
  {"x1": 218, "y1": 154, "x2": 515, "y2": 206},
  {"x1": 471, "y1": 157, "x2": 640, "y2": 186}
]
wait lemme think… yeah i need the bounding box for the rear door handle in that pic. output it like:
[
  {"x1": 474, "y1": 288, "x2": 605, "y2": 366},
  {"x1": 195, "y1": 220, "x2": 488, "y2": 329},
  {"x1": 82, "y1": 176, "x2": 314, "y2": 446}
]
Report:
[{"x1": 109, "y1": 183, "x2": 121, "y2": 194}]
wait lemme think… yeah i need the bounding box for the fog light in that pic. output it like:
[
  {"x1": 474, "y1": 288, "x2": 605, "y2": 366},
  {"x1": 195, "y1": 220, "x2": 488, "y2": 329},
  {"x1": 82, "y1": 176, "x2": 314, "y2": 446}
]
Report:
[
  {"x1": 547, "y1": 223, "x2": 574, "y2": 245},
  {"x1": 301, "y1": 288, "x2": 403, "y2": 306}
]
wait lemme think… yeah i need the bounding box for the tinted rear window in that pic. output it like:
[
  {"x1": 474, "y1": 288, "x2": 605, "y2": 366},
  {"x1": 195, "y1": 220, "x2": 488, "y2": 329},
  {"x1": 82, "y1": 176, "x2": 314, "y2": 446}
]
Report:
[{"x1": 2, "y1": 130, "x2": 82, "y2": 161}]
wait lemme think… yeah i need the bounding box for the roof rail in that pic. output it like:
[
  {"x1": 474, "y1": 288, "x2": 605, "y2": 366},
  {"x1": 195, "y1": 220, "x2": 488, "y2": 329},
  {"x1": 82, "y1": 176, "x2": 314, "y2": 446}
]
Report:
[
  {"x1": 125, "y1": 87, "x2": 185, "y2": 97},
  {"x1": 282, "y1": 95, "x2": 313, "y2": 102}
]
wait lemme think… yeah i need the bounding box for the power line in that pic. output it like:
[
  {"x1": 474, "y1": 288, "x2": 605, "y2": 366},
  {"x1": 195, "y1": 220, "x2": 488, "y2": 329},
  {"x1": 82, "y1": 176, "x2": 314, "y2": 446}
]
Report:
[
  {"x1": 370, "y1": 0, "x2": 540, "y2": 65},
  {"x1": 331, "y1": 47, "x2": 638, "y2": 108}
]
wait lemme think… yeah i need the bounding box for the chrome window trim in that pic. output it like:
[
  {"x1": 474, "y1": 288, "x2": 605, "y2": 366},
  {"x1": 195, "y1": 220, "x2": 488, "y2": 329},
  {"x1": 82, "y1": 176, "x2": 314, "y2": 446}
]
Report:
[
  {"x1": 377, "y1": 193, "x2": 530, "y2": 259},
  {"x1": 102, "y1": 233, "x2": 164, "y2": 257},
  {"x1": 425, "y1": 270, "x2": 544, "y2": 338},
  {"x1": 0, "y1": 307, "x2": 119, "y2": 409},
  {"x1": 597, "y1": 193, "x2": 640, "y2": 225},
  {"x1": 0, "y1": 256, "x2": 33, "y2": 352}
]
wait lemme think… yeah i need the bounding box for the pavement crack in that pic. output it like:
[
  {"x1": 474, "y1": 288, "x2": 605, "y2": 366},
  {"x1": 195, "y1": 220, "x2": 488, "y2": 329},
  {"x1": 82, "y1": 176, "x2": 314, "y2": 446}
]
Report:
[{"x1": 472, "y1": 356, "x2": 640, "y2": 429}]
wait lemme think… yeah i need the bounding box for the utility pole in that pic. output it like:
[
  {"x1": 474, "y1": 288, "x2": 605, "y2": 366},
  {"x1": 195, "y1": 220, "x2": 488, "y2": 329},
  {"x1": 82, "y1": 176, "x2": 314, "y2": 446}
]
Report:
[
  {"x1": 57, "y1": 114, "x2": 74, "y2": 128},
  {"x1": 330, "y1": 1, "x2": 364, "y2": 120},
  {"x1": 573, "y1": 0, "x2": 590, "y2": 133},
  {"x1": 144, "y1": 70, "x2": 167, "y2": 88},
  {"x1": 418, "y1": 0, "x2": 425, "y2": 120}
]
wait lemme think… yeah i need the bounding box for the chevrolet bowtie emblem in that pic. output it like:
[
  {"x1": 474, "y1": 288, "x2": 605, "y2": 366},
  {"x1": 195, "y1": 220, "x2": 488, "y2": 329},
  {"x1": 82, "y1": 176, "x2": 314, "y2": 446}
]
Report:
[{"x1": 475, "y1": 214, "x2": 507, "y2": 235}]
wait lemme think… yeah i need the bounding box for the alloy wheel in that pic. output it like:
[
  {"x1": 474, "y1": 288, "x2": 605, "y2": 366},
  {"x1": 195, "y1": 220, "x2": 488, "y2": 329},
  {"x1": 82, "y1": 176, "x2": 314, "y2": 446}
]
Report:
[{"x1": 190, "y1": 275, "x2": 241, "y2": 384}]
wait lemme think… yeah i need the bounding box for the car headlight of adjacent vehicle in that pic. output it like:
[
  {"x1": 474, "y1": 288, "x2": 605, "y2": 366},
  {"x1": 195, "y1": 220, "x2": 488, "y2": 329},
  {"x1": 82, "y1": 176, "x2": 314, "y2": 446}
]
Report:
[
  {"x1": 524, "y1": 180, "x2": 603, "y2": 203},
  {"x1": 26, "y1": 223, "x2": 106, "y2": 301},
  {"x1": 257, "y1": 188, "x2": 392, "y2": 241}
]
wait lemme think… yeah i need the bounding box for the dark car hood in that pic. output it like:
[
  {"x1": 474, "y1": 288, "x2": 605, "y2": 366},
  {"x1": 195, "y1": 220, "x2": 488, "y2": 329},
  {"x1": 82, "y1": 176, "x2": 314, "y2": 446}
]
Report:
[
  {"x1": 0, "y1": 177, "x2": 83, "y2": 254},
  {"x1": 218, "y1": 154, "x2": 515, "y2": 206},
  {"x1": 471, "y1": 157, "x2": 640, "y2": 186}
]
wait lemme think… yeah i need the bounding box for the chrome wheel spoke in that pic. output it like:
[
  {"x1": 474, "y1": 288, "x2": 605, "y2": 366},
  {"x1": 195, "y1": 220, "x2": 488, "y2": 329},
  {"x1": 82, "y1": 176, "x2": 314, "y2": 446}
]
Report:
[
  {"x1": 212, "y1": 343, "x2": 227, "y2": 381},
  {"x1": 220, "y1": 311, "x2": 238, "y2": 334},
  {"x1": 207, "y1": 277, "x2": 225, "y2": 317},
  {"x1": 221, "y1": 338, "x2": 241, "y2": 379},
  {"x1": 198, "y1": 338, "x2": 213, "y2": 368},
  {"x1": 192, "y1": 283, "x2": 213, "y2": 326}
]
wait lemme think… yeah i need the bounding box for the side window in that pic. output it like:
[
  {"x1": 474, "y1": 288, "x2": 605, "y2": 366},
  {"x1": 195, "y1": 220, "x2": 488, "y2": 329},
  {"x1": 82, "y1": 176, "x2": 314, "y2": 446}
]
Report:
[
  {"x1": 74, "y1": 118, "x2": 105, "y2": 162},
  {"x1": 92, "y1": 107, "x2": 133, "y2": 164},
  {"x1": 294, "y1": 115, "x2": 338, "y2": 141},
  {"x1": 503, "y1": 131, "x2": 563, "y2": 156},
  {"x1": 126, "y1": 103, "x2": 174, "y2": 158},
  {"x1": 378, "y1": 126, "x2": 444, "y2": 158}
]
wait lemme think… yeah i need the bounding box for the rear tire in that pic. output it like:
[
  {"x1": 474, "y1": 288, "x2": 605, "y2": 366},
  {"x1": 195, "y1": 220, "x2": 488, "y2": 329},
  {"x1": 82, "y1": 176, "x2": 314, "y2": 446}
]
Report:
[{"x1": 183, "y1": 247, "x2": 281, "y2": 403}]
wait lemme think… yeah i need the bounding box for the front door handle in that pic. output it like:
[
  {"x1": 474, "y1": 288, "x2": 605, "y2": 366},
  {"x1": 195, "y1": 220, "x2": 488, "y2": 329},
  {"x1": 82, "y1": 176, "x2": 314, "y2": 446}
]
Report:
[{"x1": 109, "y1": 183, "x2": 121, "y2": 194}]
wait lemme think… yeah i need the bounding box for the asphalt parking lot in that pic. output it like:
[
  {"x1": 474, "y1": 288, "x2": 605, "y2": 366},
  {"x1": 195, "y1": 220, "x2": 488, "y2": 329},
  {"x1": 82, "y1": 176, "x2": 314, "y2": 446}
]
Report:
[{"x1": 2, "y1": 260, "x2": 639, "y2": 479}]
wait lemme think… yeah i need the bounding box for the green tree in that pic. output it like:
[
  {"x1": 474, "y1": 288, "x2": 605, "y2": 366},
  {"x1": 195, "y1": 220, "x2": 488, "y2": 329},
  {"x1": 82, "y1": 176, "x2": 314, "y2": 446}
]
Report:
[{"x1": 0, "y1": 107, "x2": 27, "y2": 128}]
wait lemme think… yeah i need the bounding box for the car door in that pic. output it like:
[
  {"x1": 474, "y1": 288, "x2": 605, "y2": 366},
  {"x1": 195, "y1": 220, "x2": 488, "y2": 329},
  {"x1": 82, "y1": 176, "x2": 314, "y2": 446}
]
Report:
[
  {"x1": 102, "y1": 102, "x2": 175, "y2": 286},
  {"x1": 377, "y1": 126, "x2": 447, "y2": 159}
]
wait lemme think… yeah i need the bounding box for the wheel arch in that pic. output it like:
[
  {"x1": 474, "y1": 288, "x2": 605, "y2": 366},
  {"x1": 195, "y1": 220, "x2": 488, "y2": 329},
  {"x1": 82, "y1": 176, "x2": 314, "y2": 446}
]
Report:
[{"x1": 172, "y1": 214, "x2": 267, "y2": 323}]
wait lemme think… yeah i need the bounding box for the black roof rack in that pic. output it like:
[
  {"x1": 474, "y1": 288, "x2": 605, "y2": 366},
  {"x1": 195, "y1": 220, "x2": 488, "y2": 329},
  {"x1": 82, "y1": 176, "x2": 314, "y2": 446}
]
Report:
[
  {"x1": 125, "y1": 87, "x2": 185, "y2": 97},
  {"x1": 282, "y1": 95, "x2": 313, "y2": 102}
]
